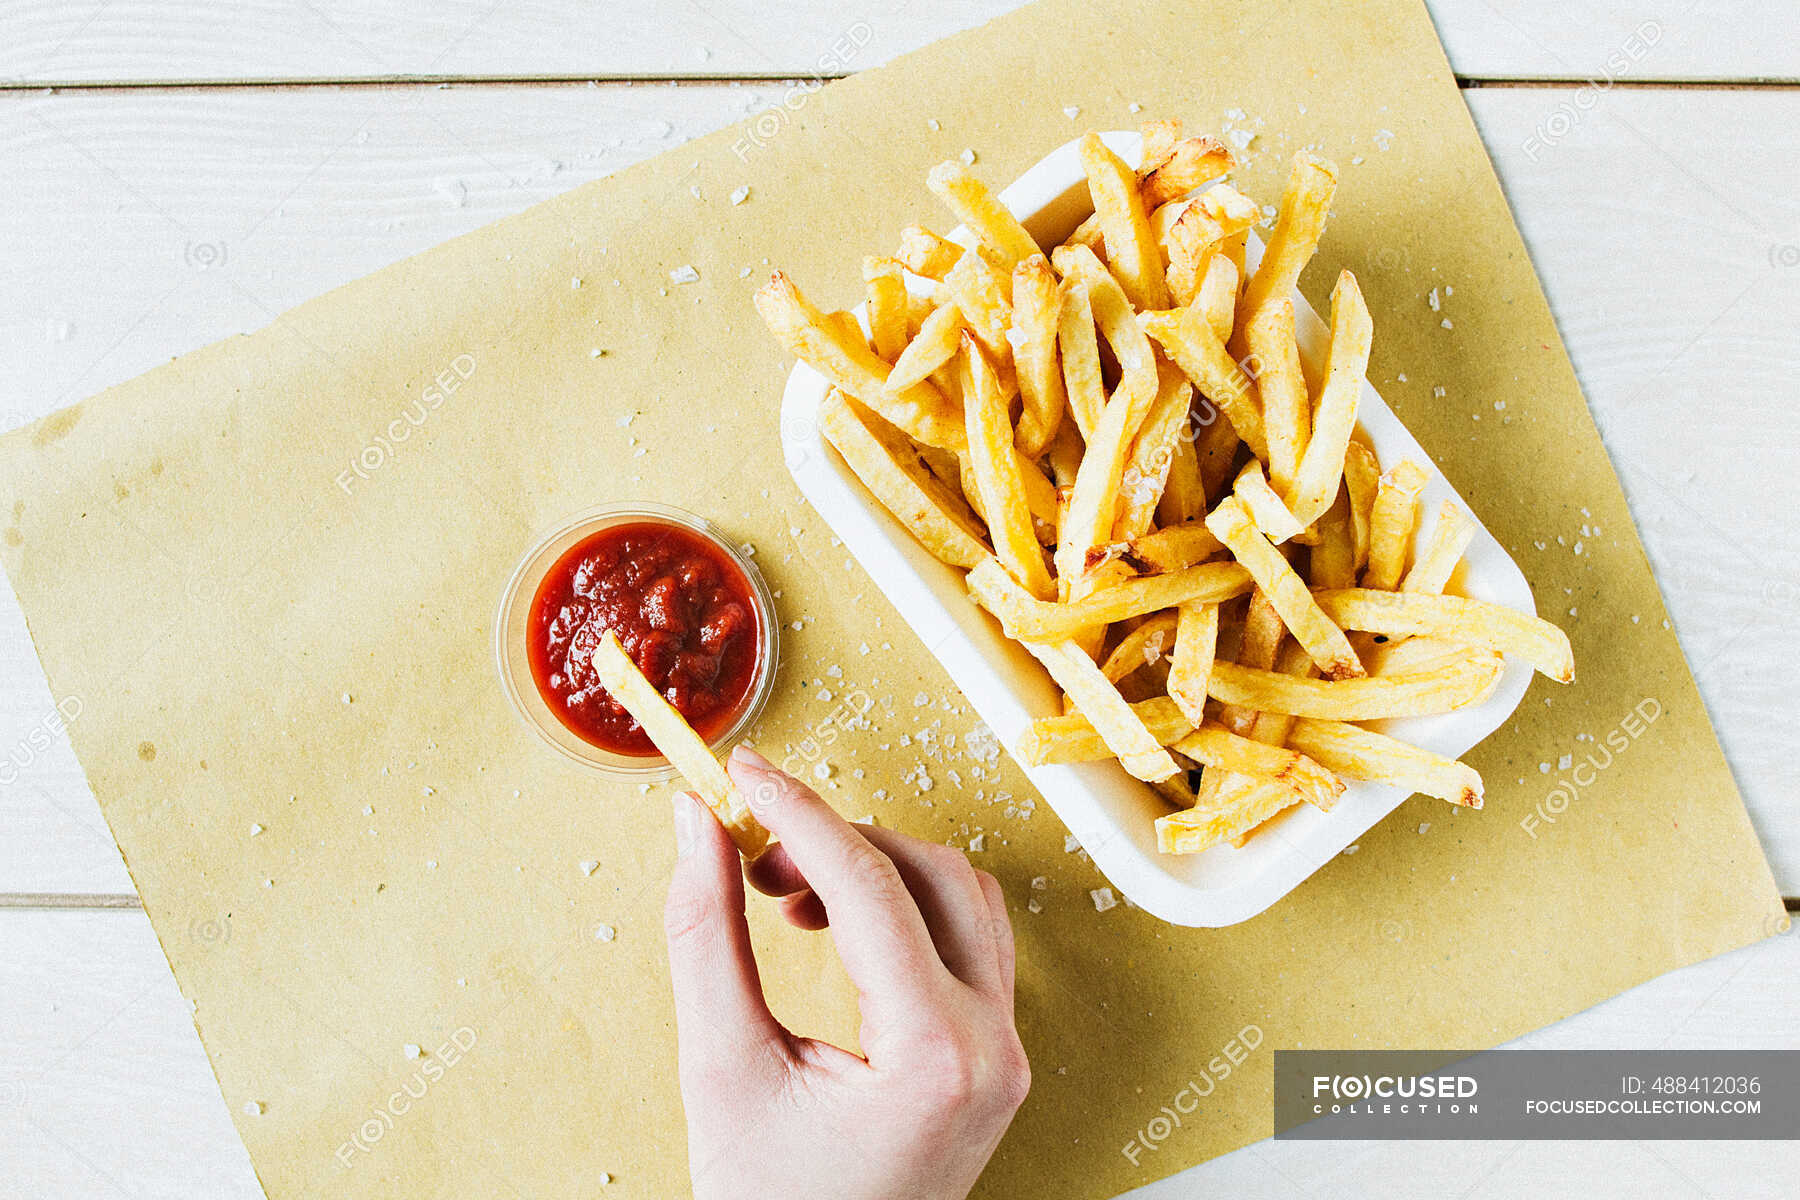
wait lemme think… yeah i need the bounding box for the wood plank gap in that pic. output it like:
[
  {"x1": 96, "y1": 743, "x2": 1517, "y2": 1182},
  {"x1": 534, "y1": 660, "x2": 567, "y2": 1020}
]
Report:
[{"x1": 0, "y1": 892, "x2": 141, "y2": 909}]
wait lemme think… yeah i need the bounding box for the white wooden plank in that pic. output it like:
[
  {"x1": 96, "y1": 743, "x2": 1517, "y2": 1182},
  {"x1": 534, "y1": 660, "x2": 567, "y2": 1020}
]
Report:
[
  {"x1": 0, "y1": 2, "x2": 1794, "y2": 85},
  {"x1": 2, "y1": 909, "x2": 1792, "y2": 1198},
  {"x1": 0, "y1": 83, "x2": 1793, "y2": 896}
]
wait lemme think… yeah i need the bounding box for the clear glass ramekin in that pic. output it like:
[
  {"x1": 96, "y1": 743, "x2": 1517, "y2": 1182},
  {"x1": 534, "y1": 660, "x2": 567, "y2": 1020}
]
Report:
[{"x1": 495, "y1": 502, "x2": 779, "y2": 781}]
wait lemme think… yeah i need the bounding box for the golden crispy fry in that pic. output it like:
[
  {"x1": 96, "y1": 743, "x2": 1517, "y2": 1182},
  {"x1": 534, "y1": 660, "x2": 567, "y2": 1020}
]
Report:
[
  {"x1": 1206, "y1": 495, "x2": 1364, "y2": 680},
  {"x1": 1287, "y1": 717, "x2": 1485, "y2": 808},
  {"x1": 1086, "y1": 520, "x2": 1224, "y2": 577},
  {"x1": 1114, "y1": 360, "x2": 1196, "y2": 541},
  {"x1": 959, "y1": 445, "x2": 1059, "y2": 545},
  {"x1": 819, "y1": 391, "x2": 989, "y2": 569},
  {"x1": 1053, "y1": 244, "x2": 1158, "y2": 411},
  {"x1": 1312, "y1": 588, "x2": 1575, "y2": 683},
  {"x1": 1197, "y1": 252, "x2": 1240, "y2": 344},
  {"x1": 1141, "y1": 135, "x2": 1235, "y2": 209},
  {"x1": 863, "y1": 256, "x2": 910, "y2": 362},
  {"x1": 970, "y1": 555, "x2": 1251, "y2": 641},
  {"x1": 1343, "y1": 438, "x2": 1381, "y2": 571},
  {"x1": 1233, "y1": 459, "x2": 1305, "y2": 543},
  {"x1": 1066, "y1": 212, "x2": 1105, "y2": 253},
  {"x1": 1238, "y1": 151, "x2": 1338, "y2": 322},
  {"x1": 1206, "y1": 652, "x2": 1503, "y2": 719},
  {"x1": 1021, "y1": 638, "x2": 1178, "y2": 781},
  {"x1": 887, "y1": 301, "x2": 965, "y2": 391},
  {"x1": 1079, "y1": 133, "x2": 1169, "y2": 311},
  {"x1": 1056, "y1": 279, "x2": 1106, "y2": 441},
  {"x1": 591, "y1": 631, "x2": 770, "y2": 859},
  {"x1": 1043, "y1": 421, "x2": 1084, "y2": 489},
  {"x1": 942, "y1": 248, "x2": 1014, "y2": 357},
  {"x1": 927, "y1": 160, "x2": 1041, "y2": 270},
  {"x1": 1365, "y1": 634, "x2": 1484, "y2": 677},
  {"x1": 1168, "y1": 600, "x2": 1220, "y2": 724},
  {"x1": 1163, "y1": 187, "x2": 1255, "y2": 309},
  {"x1": 1011, "y1": 254, "x2": 1066, "y2": 458},
  {"x1": 1156, "y1": 777, "x2": 1301, "y2": 854},
  {"x1": 1242, "y1": 637, "x2": 1318, "y2": 754},
  {"x1": 1139, "y1": 306, "x2": 1268, "y2": 462},
  {"x1": 1213, "y1": 585, "x2": 1286, "y2": 736},
  {"x1": 895, "y1": 224, "x2": 963, "y2": 279},
  {"x1": 1310, "y1": 487, "x2": 1359, "y2": 590},
  {"x1": 1402, "y1": 500, "x2": 1475, "y2": 595},
  {"x1": 1157, "y1": 433, "x2": 1208, "y2": 528},
  {"x1": 1363, "y1": 460, "x2": 1429, "y2": 590},
  {"x1": 1245, "y1": 298, "x2": 1308, "y2": 496},
  {"x1": 960, "y1": 336, "x2": 1055, "y2": 598},
  {"x1": 1286, "y1": 271, "x2": 1372, "y2": 525},
  {"x1": 758, "y1": 272, "x2": 964, "y2": 451},
  {"x1": 1138, "y1": 119, "x2": 1183, "y2": 171},
  {"x1": 1173, "y1": 724, "x2": 1344, "y2": 811},
  {"x1": 1018, "y1": 696, "x2": 1192, "y2": 764},
  {"x1": 1194, "y1": 402, "x2": 1242, "y2": 500},
  {"x1": 1100, "y1": 611, "x2": 1180, "y2": 683}
]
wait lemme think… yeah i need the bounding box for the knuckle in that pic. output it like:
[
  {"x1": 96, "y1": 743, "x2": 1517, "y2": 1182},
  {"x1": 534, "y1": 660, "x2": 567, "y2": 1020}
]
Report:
[
  {"x1": 838, "y1": 841, "x2": 909, "y2": 906},
  {"x1": 662, "y1": 879, "x2": 718, "y2": 946},
  {"x1": 995, "y1": 1034, "x2": 1032, "y2": 1111}
]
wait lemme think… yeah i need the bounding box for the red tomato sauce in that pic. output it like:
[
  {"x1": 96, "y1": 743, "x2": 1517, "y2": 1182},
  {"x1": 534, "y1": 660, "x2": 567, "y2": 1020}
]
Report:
[{"x1": 527, "y1": 521, "x2": 761, "y2": 756}]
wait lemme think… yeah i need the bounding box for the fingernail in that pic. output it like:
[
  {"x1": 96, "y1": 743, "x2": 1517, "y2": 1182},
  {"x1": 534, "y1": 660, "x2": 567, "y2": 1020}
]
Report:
[
  {"x1": 730, "y1": 743, "x2": 774, "y2": 772},
  {"x1": 672, "y1": 792, "x2": 698, "y2": 859}
]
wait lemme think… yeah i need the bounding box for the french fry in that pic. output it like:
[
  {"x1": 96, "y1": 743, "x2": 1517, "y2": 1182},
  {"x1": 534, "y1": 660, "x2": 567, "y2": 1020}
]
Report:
[
  {"x1": 1402, "y1": 500, "x2": 1475, "y2": 595},
  {"x1": 1213, "y1": 586, "x2": 1286, "y2": 735},
  {"x1": 1011, "y1": 254, "x2": 1066, "y2": 458},
  {"x1": 1311, "y1": 589, "x2": 1575, "y2": 683},
  {"x1": 1056, "y1": 279, "x2": 1106, "y2": 441},
  {"x1": 1310, "y1": 487, "x2": 1359, "y2": 590},
  {"x1": 896, "y1": 223, "x2": 962, "y2": 279},
  {"x1": 1363, "y1": 460, "x2": 1429, "y2": 590},
  {"x1": 1156, "y1": 777, "x2": 1300, "y2": 855},
  {"x1": 819, "y1": 391, "x2": 989, "y2": 569},
  {"x1": 757, "y1": 272, "x2": 965, "y2": 451},
  {"x1": 1287, "y1": 718, "x2": 1485, "y2": 808},
  {"x1": 1100, "y1": 611, "x2": 1180, "y2": 683},
  {"x1": 1206, "y1": 652, "x2": 1504, "y2": 719},
  {"x1": 1365, "y1": 634, "x2": 1484, "y2": 677},
  {"x1": 591, "y1": 631, "x2": 770, "y2": 859},
  {"x1": 863, "y1": 256, "x2": 910, "y2": 361},
  {"x1": 1114, "y1": 360, "x2": 1196, "y2": 541},
  {"x1": 1168, "y1": 600, "x2": 1220, "y2": 724},
  {"x1": 1052, "y1": 243, "x2": 1159, "y2": 412},
  {"x1": 1086, "y1": 520, "x2": 1223, "y2": 576},
  {"x1": 1157, "y1": 432, "x2": 1208, "y2": 528},
  {"x1": 1141, "y1": 135, "x2": 1236, "y2": 208},
  {"x1": 1197, "y1": 251, "x2": 1241, "y2": 344},
  {"x1": 1018, "y1": 696, "x2": 1193, "y2": 765},
  {"x1": 1232, "y1": 459, "x2": 1306, "y2": 543},
  {"x1": 1343, "y1": 438, "x2": 1381, "y2": 571},
  {"x1": 960, "y1": 336, "x2": 1055, "y2": 598},
  {"x1": 1139, "y1": 306, "x2": 1268, "y2": 462},
  {"x1": 970, "y1": 555, "x2": 1252, "y2": 641},
  {"x1": 942, "y1": 248, "x2": 1014, "y2": 358},
  {"x1": 1238, "y1": 151, "x2": 1338, "y2": 322},
  {"x1": 1172, "y1": 725, "x2": 1344, "y2": 810},
  {"x1": 1079, "y1": 132, "x2": 1169, "y2": 311},
  {"x1": 1245, "y1": 298, "x2": 1308, "y2": 496},
  {"x1": 927, "y1": 160, "x2": 1042, "y2": 269},
  {"x1": 1137, "y1": 119, "x2": 1184, "y2": 175},
  {"x1": 1044, "y1": 422, "x2": 1084, "y2": 489},
  {"x1": 1194, "y1": 401, "x2": 1242, "y2": 500},
  {"x1": 1285, "y1": 271, "x2": 1373, "y2": 525},
  {"x1": 1206, "y1": 495, "x2": 1365, "y2": 680},
  {"x1": 887, "y1": 301, "x2": 965, "y2": 392},
  {"x1": 1021, "y1": 638, "x2": 1179, "y2": 781}
]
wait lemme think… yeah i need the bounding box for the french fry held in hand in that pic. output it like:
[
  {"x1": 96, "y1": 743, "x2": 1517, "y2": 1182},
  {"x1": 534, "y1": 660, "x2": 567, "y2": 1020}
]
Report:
[
  {"x1": 757, "y1": 125, "x2": 1572, "y2": 857},
  {"x1": 591, "y1": 632, "x2": 770, "y2": 859}
]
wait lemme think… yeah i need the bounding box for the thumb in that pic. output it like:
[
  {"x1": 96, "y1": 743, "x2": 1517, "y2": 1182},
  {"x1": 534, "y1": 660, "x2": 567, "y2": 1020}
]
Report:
[{"x1": 664, "y1": 792, "x2": 786, "y2": 1074}]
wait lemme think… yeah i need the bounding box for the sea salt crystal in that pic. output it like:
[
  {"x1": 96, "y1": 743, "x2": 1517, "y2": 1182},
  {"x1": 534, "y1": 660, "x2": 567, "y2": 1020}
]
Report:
[
  {"x1": 578, "y1": 860, "x2": 599, "y2": 877},
  {"x1": 1342, "y1": 844, "x2": 1360, "y2": 855},
  {"x1": 1031, "y1": 876, "x2": 1048, "y2": 890},
  {"x1": 594, "y1": 924, "x2": 617, "y2": 942},
  {"x1": 249, "y1": 823, "x2": 264, "y2": 837},
  {"x1": 1062, "y1": 106, "x2": 1081, "y2": 119},
  {"x1": 730, "y1": 185, "x2": 751, "y2": 205},
  {"x1": 669, "y1": 265, "x2": 700, "y2": 285},
  {"x1": 1028, "y1": 898, "x2": 1043, "y2": 914},
  {"x1": 1090, "y1": 887, "x2": 1118, "y2": 913},
  {"x1": 243, "y1": 1101, "x2": 265, "y2": 1116},
  {"x1": 968, "y1": 832, "x2": 986, "y2": 852},
  {"x1": 1064, "y1": 834, "x2": 1082, "y2": 853},
  {"x1": 959, "y1": 148, "x2": 977, "y2": 165},
  {"x1": 404, "y1": 1043, "x2": 422, "y2": 1059}
]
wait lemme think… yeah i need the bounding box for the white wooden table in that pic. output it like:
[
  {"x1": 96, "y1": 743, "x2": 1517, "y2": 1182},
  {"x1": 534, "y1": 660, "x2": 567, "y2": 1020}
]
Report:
[{"x1": 2, "y1": 3, "x2": 1795, "y2": 1196}]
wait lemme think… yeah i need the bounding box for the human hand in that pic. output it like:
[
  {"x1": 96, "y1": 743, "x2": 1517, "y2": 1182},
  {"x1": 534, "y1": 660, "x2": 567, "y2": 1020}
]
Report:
[{"x1": 663, "y1": 745, "x2": 1029, "y2": 1200}]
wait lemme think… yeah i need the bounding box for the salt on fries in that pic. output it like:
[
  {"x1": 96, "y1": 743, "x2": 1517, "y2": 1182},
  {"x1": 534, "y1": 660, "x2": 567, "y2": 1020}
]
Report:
[
  {"x1": 758, "y1": 121, "x2": 1573, "y2": 858},
  {"x1": 590, "y1": 632, "x2": 771, "y2": 859}
]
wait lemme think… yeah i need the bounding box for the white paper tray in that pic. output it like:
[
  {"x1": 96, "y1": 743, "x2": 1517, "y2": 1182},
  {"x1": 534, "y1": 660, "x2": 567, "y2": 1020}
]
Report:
[{"x1": 780, "y1": 132, "x2": 1538, "y2": 926}]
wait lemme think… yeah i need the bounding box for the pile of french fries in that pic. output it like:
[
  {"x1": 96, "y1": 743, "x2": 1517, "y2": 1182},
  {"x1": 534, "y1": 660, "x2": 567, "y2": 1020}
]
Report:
[{"x1": 756, "y1": 122, "x2": 1573, "y2": 856}]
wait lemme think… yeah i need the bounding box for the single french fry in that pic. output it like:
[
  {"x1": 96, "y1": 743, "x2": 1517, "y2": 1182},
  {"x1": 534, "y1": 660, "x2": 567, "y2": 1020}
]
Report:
[
  {"x1": 1086, "y1": 520, "x2": 1224, "y2": 577},
  {"x1": 1056, "y1": 279, "x2": 1106, "y2": 441},
  {"x1": 1193, "y1": 401, "x2": 1242, "y2": 500},
  {"x1": 1043, "y1": 421, "x2": 1084, "y2": 489},
  {"x1": 1245, "y1": 298, "x2": 1308, "y2": 496},
  {"x1": 1310, "y1": 487, "x2": 1359, "y2": 590},
  {"x1": 896, "y1": 224, "x2": 963, "y2": 279},
  {"x1": 1138, "y1": 119, "x2": 1184, "y2": 174},
  {"x1": 927, "y1": 160, "x2": 1041, "y2": 269},
  {"x1": 1173, "y1": 725, "x2": 1344, "y2": 811},
  {"x1": 819, "y1": 391, "x2": 989, "y2": 569},
  {"x1": 1011, "y1": 254, "x2": 1066, "y2": 458},
  {"x1": 1139, "y1": 306, "x2": 1268, "y2": 462},
  {"x1": 1312, "y1": 589, "x2": 1575, "y2": 683},
  {"x1": 1021, "y1": 638, "x2": 1179, "y2": 781},
  {"x1": 863, "y1": 256, "x2": 910, "y2": 362},
  {"x1": 1363, "y1": 460, "x2": 1429, "y2": 590},
  {"x1": 1066, "y1": 212, "x2": 1105, "y2": 253},
  {"x1": 1206, "y1": 495, "x2": 1364, "y2": 680},
  {"x1": 757, "y1": 272, "x2": 964, "y2": 451},
  {"x1": 970, "y1": 555, "x2": 1252, "y2": 641},
  {"x1": 1365, "y1": 635, "x2": 1483, "y2": 677},
  {"x1": 1213, "y1": 585, "x2": 1286, "y2": 735},
  {"x1": 942, "y1": 248, "x2": 1014, "y2": 358},
  {"x1": 1402, "y1": 500, "x2": 1476, "y2": 595},
  {"x1": 1243, "y1": 637, "x2": 1319, "y2": 755},
  {"x1": 1156, "y1": 777, "x2": 1300, "y2": 854},
  {"x1": 1206, "y1": 652, "x2": 1504, "y2": 719},
  {"x1": 1100, "y1": 611, "x2": 1181, "y2": 683},
  {"x1": 1168, "y1": 600, "x2": 1220, "y2": 724},
  {"x1": 1196, "y1": 251, "x2": 1240, "y2": 344},
  {"x1": 1287, "y1": 718, "x2": 1485, "y2": 808},
  {"x1": 887, "y1": 301, "x2": 966, "y2": 392},
  {"x1": 1238, "y1": 151, "x2": 1338, "y2": 322},
  {"x1": 1079, "y1": 132, "x2": 1169, "y2": 311},
  {"x1": 1157, "y1": 430, "x2": 1208, "y2": 528},
  {"x1": 1232, "y1": 459, "x2": 1306, "y2": 543},
  {"x1": 1114, "y1": 360, "x2": 1196, "y2": 541},
  {"x1": 1052, "y1": 244, "x2": 1159, "y2": 412},
  {"x1": 960, "y1": 336, "x2": 1055, "y2": 598},
  {"x1": 1343, "y1": 439, "x2": 1381, "y2": 571},
  {"x1": 591, "y1": 631, "x2": 770, "y2": 858},
  {"x1": 1018, "y1": 696, "x2": 1192, "y2": 765},
  {"x1": 1286, "y1": 271, "x2": 1373, "y2": 525},
  {"x1": 1141, "y1": 135, "x2": 1235, "y2": 208}
]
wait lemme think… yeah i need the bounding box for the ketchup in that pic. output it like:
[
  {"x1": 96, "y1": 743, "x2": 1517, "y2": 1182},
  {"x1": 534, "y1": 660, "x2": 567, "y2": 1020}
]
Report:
[{"x1": 527, "y1": 521, "x2": 760, "y2": 755}]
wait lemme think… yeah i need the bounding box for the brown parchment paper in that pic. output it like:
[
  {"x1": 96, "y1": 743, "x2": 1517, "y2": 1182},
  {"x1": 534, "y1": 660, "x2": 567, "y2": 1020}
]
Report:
[{"x1": 0, "y1": 0, "x2": 1784, "y2": 1195}]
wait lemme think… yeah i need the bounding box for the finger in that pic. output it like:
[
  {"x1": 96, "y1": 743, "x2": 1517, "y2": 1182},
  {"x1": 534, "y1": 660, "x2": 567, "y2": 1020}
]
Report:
[
  {"x1": 728, "y1": 746, "x2": 944, "y2": 1003},
  {"x1": 743, "y1": 841, "x2": 809, "y2": 898},
  {"x1": 975, "y1": 869, "x2": 1016, "y2": 1002},
  {"x1": 664, "y1": 792, "x2": 787, "y2": 1068},
  {"x1": 852, "y1": 826, "x2": 1001, "y2": 995},
  {"x1": 777, "y1": 890, "x2": 830, "y2": 931}
]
